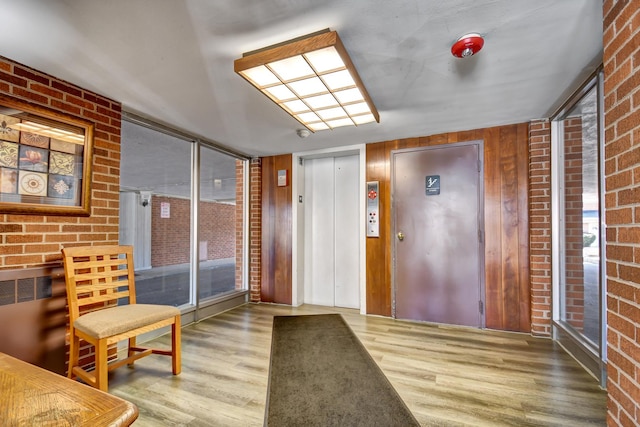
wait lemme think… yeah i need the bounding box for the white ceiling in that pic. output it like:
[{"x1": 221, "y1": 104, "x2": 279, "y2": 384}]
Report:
[{"x1": 0, "y1": 0, "x2": 602, "y2": 157}]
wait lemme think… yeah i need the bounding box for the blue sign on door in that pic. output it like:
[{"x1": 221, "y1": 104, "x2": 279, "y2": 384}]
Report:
[{"x1": 425, "y1": 175, "x2": 440, "y2": 195}]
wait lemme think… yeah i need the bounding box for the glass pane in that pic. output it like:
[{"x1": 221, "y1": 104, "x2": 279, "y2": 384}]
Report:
[
  {"x1": 198, "y1": 145, "x2": 244, "y2": 301},
  {"x1": 119, "y1": 121, "x2": 193, "y2": 307},
  {"x1": 560, "y1": 86, "x2": 599, "y2": 345}
]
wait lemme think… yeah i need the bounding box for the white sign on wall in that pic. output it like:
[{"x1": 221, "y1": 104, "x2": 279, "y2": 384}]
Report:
[{"x1": 160, "y1": 202, "x2": 170, "y2": 218}]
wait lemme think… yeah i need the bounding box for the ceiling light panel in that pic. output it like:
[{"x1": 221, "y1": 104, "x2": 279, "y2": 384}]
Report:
[
  {"x1": 282, "y1": 100, "x2": 309, "y2": 113},
  {"x1": 304, "y1": 93, "x2": 339, "y2": 109},
  {"x1": 234, "y1": 29, "x2": 379, "y2": 132},
  {"x1": 239, "y1": 65, "x2": 280, "y2": 87},
  {"x1": 317, "y1": 106, "x2": 347, "y2": 121},
  {"x1": 264, "y1": 85, "x2": 296, "y2": 102},
  {"x1": 287, "y1": 77, "x2": 327, "y2": 97},
  {"x1": 321, "y1": 70, "x2": 355, "y2": 91},
  {"x1": 304, "y1": 47, "x2": 345, "y2": 73},
  {"x1": 269, "y1": 55, "x2": 314, "y2": 81}
]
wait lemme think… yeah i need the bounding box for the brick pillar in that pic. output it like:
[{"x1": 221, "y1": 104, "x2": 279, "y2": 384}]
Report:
[
  {"x1": 249, "y1": 158, "x2": 262, "y2": 302},
  {"x1": 529, "y1": 119, "x2": 552, "y2": 336},
  {"x1": 235, "y1": 159, "x2": 244, "y2": 290},
  {"x1": 603, "y1": 0, "x2": 640, "y2": 425}
]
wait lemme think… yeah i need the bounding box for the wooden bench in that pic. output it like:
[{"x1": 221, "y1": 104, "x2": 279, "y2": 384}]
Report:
[{"x1": 61, "y1": 245, "x2": 181, "y2": 392}]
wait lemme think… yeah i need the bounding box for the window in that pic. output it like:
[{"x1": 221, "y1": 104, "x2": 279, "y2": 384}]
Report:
[
  {"x1": 119, "y1": 117, "x2": 248, "y2": 316},
  {"x1": 552, "y1": 71, "x2": 605, "y2": 384}
]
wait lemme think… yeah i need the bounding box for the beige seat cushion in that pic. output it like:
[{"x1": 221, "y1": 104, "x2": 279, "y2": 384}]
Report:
[{"x1": 74, "y1": 304, "x2": 180, "y2": 339}]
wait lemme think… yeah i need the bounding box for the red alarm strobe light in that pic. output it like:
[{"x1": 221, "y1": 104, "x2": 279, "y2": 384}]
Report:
[{"x1": 451, "y1": 33, "x2": 484, "y2": 58}]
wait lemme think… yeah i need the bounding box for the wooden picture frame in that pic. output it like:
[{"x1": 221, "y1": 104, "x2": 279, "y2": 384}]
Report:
[{"x1": 0, "y1": 94, "x2": 94, "y2": 216}]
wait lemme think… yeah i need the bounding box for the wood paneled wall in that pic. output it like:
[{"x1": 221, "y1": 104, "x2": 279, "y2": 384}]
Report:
[
  {"x1": 260, "y1": 154, "x2": 292, "y2": 304},
  {"x1": 366, "y1": 124, "x2": 531, "y2": 332}
]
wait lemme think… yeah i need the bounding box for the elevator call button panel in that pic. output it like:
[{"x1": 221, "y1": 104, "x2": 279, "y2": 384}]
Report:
[{"x1": 367, "y1": 181, "x2": 379, "y2": 237}]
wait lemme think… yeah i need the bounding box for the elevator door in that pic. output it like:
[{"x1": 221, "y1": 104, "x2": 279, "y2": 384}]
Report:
[
  {"x1": 393, "y1": 143, "x2": 483, "y2": 327},
  {"x1": 304, "y1": 155, "x2": 359, "y2": 309}
]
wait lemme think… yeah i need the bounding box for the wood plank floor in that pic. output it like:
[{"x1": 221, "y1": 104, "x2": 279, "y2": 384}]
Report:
[{"x1": 108, "y1": 303, "x2": 607, "y2": 426}]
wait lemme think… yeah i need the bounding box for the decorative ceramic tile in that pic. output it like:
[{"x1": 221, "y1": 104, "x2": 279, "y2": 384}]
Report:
[
  {"x1": 50, "y1": 138, "x2": 79, "y2": 154},
  {"x1": 0, "y1": 115, "x2": 20, "y2": 143},
  {"x1": 47, "y1": 174, "x2": 75, "y2": 199},
  {"x1": 18, "y1": 145, "x2": 48, "y2": 172},
  {"x1": 0, "y1": 141, "x2": 18, "y2": 168},
  {"x1": 20, "y1": 131, "x2": 50, "y2": 149},
  {"x1": 49, "y1": 151, "x2": 74, "y2": 176},
  {"x1": 0, "y1": 167, "x2": 17, "y2": 194},
  {"x1": 18, "y1": 170, "x2": 47, "y2": 196}
]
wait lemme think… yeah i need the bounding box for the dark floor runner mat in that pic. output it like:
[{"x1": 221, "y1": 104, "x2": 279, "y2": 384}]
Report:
[{"x1": 265, "y1": 313, "x2": 420, "y2": 427}]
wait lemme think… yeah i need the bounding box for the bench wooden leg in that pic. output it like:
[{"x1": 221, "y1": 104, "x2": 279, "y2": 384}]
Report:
[
  {"x1": 172, "y1": 316, "x2": 181, "y2": 375},
  {"x1": 128, "y1": 337, "x2": 137, "y2": 367},
  {"x1": 95, "y1": 339, "x2": 109, "y2": 392},
  {"x1": 67, "y1": 331, "x2": 79, "y2": 379}
]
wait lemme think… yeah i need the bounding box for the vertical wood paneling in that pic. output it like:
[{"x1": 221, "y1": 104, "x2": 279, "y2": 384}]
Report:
[
  {"x1": 483, "y1": 126, "x2": 503, "y2": 328},
  {"x1": 516, "y1": 123, "x2": 532, "y2": 331},
  {"x1": 261, "y1": 155, "x2": 292, "y2": 304},
  {"x1": 365, "y1": 142, "x2": 394, "y2": 315},
  {"x1": 497, "y1": 126, "x2": 521, "y2": 330},
  {"x1": 365, "y1": 124, "x2": 531, "y2": 331}
]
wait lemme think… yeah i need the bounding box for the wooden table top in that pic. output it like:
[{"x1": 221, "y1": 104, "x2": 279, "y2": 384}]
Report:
[{"x1": 0, "y1": 352, "x2": 138, "y2": 426}]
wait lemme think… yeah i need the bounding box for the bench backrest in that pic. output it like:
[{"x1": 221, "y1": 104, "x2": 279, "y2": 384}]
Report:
[{"x1": 61, "y1": 245, "x2": 137, "y2": 322}]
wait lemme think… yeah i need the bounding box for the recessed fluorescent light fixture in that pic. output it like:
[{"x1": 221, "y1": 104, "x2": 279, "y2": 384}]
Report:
[{"x1": 234, "y1": 29, "x2": 379, "y2": 132}]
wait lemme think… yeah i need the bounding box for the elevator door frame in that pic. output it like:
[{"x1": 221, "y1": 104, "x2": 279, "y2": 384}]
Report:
[
  {"x1": 291, "y1": 144, "x2": 367, "y2": 314},
  {"x1": 391, "y1": 140, "x2": 486, "y2": 327}
]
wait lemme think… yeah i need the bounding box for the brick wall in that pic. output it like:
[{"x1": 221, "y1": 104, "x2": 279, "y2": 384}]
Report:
[
  {"x1": 529, "y1": 119, "x2": 552, "y2": 336},
  {"x1": 0, "y1": 58, "x2": 121, "y2": 270},
  {"x1": 603, "y1": 0, "x2": 640, "y2": 425},
  {"x1": 249, "y1": 158, "x2": 262, "y2": 302},
  {"x1": 150, "y1": 195, "x2": 235, "y2": 267},
  {"x1": 0, "y1": 56, "x2": 122, "y2": 373},
  {"x1": 199, "y1": 201, "x2": 235, "y2": 260}
]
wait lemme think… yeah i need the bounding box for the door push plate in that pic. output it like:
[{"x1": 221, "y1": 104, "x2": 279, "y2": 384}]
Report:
[{"x1": 367, "y1": 181, "x2": 379, "y2": 237}]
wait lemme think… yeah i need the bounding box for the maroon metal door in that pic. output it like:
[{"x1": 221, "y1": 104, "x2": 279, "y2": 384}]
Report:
[{"x1": 392, "y1": 143, "x2": 483, "y2": 327}]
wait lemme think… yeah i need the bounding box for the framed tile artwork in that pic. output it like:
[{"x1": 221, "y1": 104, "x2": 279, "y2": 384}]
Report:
[{"x1": 0, "y1": 94, "x2": 94, "y2": 215}]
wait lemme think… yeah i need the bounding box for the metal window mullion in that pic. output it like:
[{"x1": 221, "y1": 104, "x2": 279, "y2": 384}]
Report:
[
  {"x1": 190, "y1": 141, "x2": 200, "y2": 319},
  {"x1": 242, "y1": 160, "x2": 249, "y2": 292},
  {"x1": 550, "y1": 119, "x2": 564, "y2": 330},
  {"x1": 597, "y1": 70, "x2": 608, "y2": 385}
]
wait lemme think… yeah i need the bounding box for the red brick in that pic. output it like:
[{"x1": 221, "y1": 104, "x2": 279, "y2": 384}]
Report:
[
  {"x1": 617, "y1": 109, "x2": 640, "y2": 136},
  {"x1": 605, "y1": 170, "x2": 633, "y2": 191},
  {"x1": 6, "y1": 234, "x2": 42, "y2": 244},
  {"x1": 50, "y1": 99, "x2": 81, "y2": 115},
  {"x1": 24, "y1": 244, "x2": 60, "y2": 254},
  {"x1": 11, "y1": 87, "x2": 48, "y2": 104},
  {"x1": 13, "y1": 66, "x2": 50, "y2": 86},
  {"x1": 30, "y1": 83, "x2": 64, "y2": 99},
  {"x1": 0, "y1": 245, "x2": 23, "y2": 255},
  {"x1": 4, "y1": 255, "x2": 43, "y2": 266},
  {"x1": 618, "y1": 188, "x2": 640, "y2": 205},
  {"x1": 83, "y1": 109, "x2": 111, "y2": 124},
  {"x1": 24, "y1": 224, "x2": 60, "y2": 233},
  {"x1": 65, "y1": 93, "x2": 94, "y2": 109},
  {"x1": 606, "y1": 134, "x2": 632, "y2": 158},
  {"x1": 0, "y1": 70, "x2": 27, "y2": 87},
  {"x1": 0, "y1": 224, "x2": 22, "y2": 233},
  {"x1": 619, "y1": 264, "x2": 640, "y2": 283},
  {"x1": 83, "y1": 92, "x2": 111, "y2": 108},
  {"x1": 605, "y1": 57, "x2": 632, "y2": 93},
  {"x1": 618, "y1": 145, "x2": 640, "y2": 170},
  {"x1": 51, "y1": 80, "x2": 82, "y2": 97}
]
